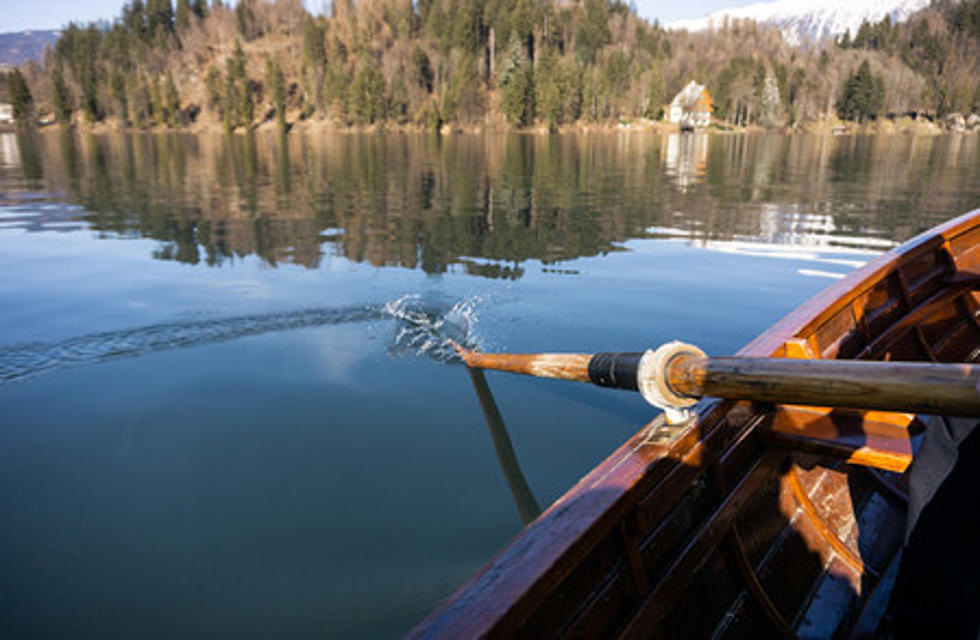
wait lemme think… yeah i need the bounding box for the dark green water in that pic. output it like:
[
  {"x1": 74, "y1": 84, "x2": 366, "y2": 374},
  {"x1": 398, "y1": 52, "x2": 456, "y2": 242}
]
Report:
[{"x1": 0, "y1": 130, "x2": 976, "y2": 638}]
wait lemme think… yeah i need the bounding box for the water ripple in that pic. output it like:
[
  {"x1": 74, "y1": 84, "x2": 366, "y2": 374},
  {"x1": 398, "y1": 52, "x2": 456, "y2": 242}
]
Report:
[{"x1": 0, "y1": 295, "x2": 484, "y2": 385}]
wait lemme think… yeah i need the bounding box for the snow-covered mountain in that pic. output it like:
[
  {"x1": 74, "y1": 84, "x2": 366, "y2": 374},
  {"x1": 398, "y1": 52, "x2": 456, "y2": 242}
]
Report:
[{"x1": 665, "y1": 0, "x2": 931, "y2": 46}]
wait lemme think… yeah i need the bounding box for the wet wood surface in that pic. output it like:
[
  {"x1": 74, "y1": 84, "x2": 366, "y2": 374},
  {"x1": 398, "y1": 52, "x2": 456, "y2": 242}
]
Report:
[{"x1": 666, "y1": 355, "x2": 980, "y2": 416}]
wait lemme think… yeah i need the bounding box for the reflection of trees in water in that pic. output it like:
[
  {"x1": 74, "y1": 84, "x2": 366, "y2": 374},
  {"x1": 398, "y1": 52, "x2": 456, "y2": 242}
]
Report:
[{"x1": 13, "y1": 131, "x2": 979, "y2": 278}]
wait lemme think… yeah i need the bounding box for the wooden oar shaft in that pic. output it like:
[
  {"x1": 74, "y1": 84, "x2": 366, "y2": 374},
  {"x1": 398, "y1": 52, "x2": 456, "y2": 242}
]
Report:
[
  {"x1": 458, "y1": 351, "x2": 594, "y2": 383},
  {"x1": 458, "y1": 347, "x2": 980, "y2": 417},
  {"x1": 458, "y1": 350, "x2": 644, "y2": 389},
  {"x1": 669, "y1": 356, "x2": 980, "y2": 417}
]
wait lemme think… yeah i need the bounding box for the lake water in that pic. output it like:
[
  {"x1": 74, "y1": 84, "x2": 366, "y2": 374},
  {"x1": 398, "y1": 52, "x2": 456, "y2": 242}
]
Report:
[{"x1": 0, "y1": 130, "x2": 976, "y2": 638}]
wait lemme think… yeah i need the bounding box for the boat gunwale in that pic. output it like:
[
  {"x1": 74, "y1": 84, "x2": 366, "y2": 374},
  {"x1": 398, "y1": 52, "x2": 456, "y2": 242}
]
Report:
[{"x1": 408, "y1": 208, "x2": 979, "y2": 639}]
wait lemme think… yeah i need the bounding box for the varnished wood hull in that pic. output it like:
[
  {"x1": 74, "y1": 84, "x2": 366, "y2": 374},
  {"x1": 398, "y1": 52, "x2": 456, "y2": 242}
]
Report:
[{"x1": 410, "y1": 210, "x2": 980, "y2": 639}]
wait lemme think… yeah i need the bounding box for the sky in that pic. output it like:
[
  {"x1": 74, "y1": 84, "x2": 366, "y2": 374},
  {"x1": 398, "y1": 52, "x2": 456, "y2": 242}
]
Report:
[{"x1": 0, "y1": 0, "x2": 750, "y2": 33}]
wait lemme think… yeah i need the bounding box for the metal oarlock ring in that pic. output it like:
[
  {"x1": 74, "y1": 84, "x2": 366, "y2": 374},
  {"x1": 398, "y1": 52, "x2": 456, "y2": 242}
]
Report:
[{"x1": 637, "y1": 341, "x2": 706, "y2": 425}]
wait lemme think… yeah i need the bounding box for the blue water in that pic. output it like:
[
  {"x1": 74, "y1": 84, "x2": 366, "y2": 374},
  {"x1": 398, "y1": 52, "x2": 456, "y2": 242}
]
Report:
[{"x1": 0, "y1": 130, "x2": 976, "y2": 638}]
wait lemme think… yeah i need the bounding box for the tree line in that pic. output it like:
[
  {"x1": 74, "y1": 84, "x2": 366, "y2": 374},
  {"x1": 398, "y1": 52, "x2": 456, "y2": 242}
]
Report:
[{"x1": 5, "y1": 0, "x2": 979, "y2": 131}]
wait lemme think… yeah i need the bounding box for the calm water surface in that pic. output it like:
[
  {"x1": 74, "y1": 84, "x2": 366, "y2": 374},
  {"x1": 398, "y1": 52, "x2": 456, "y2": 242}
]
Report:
[{"x1": 0, "y1": 130, "x2": 976, "y2": 638}]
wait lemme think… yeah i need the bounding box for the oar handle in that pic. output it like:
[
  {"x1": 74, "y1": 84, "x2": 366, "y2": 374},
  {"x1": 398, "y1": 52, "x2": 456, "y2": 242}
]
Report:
[
  {"x1": 669, "y1": 355, "x2": 980, "y2": 417},
  {"x1": 456, "y1": 342, "x2": 980, "y2": 419}
]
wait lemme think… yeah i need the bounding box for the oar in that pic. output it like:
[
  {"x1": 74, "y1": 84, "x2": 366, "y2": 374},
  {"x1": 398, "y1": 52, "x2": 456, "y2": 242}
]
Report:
[
  {"x1": 467, "y1": 368, "x2": 541, "y2": 526},
  {"x1": 454, "y1": 341, "x2": 980, "y2": 422}
]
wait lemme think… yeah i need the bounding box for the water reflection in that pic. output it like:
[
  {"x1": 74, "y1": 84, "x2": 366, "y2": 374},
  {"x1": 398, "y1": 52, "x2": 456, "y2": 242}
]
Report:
[
  {"x1": 0, "y1": 133, "x2": 20, "y2": 169},
  {"x1": 663, "y1": 132, "x2": 708, "y2": 191},
  {"x1": 468, "y1": 368, "x2": 541, "y2": 526},
  {"x1": 0, "y1": 131, "x2": 976, "y2": 276}
]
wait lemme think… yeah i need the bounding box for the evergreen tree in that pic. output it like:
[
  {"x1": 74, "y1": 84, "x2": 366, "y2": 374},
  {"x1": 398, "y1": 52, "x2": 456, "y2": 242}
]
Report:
[
  {"x1": 838, "y1": 60, "x2": 884, "y2": 122},
  {"x1": 853, "y1": 20, "x2": 872, "y2": 49},
  {"x1": 644, "y1": 62, "x2": 665, "y2": 120},
  {"x1": 176, "y1": 0, "x2": 192, "y2": 30},
  {"x1": 535, "y1": 47, "x2": 568, "y2": 129},
  {"x1": 265, "y1": 57, "x2": 287, "y2": 130},
  {"x1": 388, "y1": 74, "x2": 409, "y2": 124},
  {"x1": 410, "y1": 46, "x2": 434, "y2": 93},
  {"x1": 149, "y1": 76, "x2": 164, "y2": 125},
  {"x1": 225, "y1": 40, "x2": 251, "y2": 129},
  {"x1": 452, "y1": 1, "x2": 483, "y2": 54},
  {"x1": 191, "y1": 0, "x2": 208, "y2": 19},
  {"x1": 146, "y1": 0, "x2": 175, "y2": 37},
  {"x1": 51, "y1": 64, "x2": 73, "y2": 125},
  {"x1": 350, "y1": 61, "x2": 385, "y2": 124},
  {"x1": 123, "y1": 0, "x2": 148, "y2": 40},
  {"x1": 8, "y1": 69, "x2": 34, "y2": 127},
  {"x1": 128, "y1": 75, "x2": 152, "y2": 126},
  {"x1": 59, "y1": 24, "x2": 103, "y2": 122},
  {"x1": 499, "y1": 32, "x2": 534, "y2": 125},
  {"x1": 163, "y1": 74, "x2": 181, "y2": 126},
  {"x1": 575, "y1": 0, "x2": 610, "y2": 63},
  {"x1": 301, "y1": 16, "x2": 326, "y2": 113},
  {"x1": 235, "y1": 0, "x2": 258, "y2": 40},
  {"x1": 110, "y1": 69, "x2": 128, "y2": 124},
  {"x1": 205, "y1": 67, "x2": 224, "y2": 116}
]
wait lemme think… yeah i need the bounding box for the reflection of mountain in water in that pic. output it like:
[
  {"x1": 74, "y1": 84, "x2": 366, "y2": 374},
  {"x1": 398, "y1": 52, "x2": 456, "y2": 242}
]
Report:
[{"x1": 1, "y1": 131, "x2": 976, "y2": 278}]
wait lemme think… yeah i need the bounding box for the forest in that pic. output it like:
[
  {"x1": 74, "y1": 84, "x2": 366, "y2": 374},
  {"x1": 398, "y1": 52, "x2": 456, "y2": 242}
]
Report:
[{"x1": 5, "y1": 0, "x2": 979, "y2": 131}]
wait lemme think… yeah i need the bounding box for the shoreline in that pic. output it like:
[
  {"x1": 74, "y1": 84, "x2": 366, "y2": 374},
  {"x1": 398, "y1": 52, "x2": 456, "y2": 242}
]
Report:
[{"x1": 17, "y1": 114, "x2": 971, "y2": 137}]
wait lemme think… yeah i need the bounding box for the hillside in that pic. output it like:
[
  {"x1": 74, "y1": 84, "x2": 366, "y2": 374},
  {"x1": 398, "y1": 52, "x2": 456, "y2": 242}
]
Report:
[
  {"x1": 8, "y1": 0, "x2": 980, "y2": 132},
  {"x1": 0, "y1": 30, "x2": 60, "y2": 66}
]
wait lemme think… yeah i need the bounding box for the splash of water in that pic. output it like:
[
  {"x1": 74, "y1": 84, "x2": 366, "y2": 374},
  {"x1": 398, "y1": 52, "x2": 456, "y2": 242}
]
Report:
[
  {"x1": 384, "y1": 294, "x2": 484, "y2": 364},
  {"x1": 0, "y1": 295, "x2": 486, "y2": 385}
]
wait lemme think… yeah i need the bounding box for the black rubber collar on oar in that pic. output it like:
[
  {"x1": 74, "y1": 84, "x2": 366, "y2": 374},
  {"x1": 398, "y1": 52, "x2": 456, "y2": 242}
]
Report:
[{"x1": 587, "y1": 352, "x2": 643, "y2": 391}]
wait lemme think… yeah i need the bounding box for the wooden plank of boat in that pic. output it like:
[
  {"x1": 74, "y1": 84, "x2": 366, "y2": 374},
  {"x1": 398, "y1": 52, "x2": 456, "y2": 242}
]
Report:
[{"x1": 408, "y1": 209, "x2": 979, "y2": 639}]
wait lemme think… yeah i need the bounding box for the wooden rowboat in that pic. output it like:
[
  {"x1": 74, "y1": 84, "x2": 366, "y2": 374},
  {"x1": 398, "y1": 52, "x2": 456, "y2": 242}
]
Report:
[{"x1": 410, "y1": 209, "x2": 980, "y2": 638}]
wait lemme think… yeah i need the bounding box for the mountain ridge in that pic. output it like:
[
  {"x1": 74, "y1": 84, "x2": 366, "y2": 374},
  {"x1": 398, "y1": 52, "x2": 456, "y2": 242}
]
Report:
[
  {"x1": 0, "y1": 30, "x2": 61, "y2": 66},
  {"x1": 666, "y1": 0, "x2": 931, "y2": 45}
]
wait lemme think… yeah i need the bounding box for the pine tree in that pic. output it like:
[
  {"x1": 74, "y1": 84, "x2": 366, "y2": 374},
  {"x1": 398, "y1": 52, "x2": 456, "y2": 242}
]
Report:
[
  {"x1": 235, "y1": 0, "x2": 258, "y2": 40},
  {"x1": 226, "y1": 40, "x2": 251, "y2": 129},
  {"x1": 8, "y1": 69, "x2": 34, "y2": 126},
  {"x1": 51, "y1": 64, "x2": 72, "y2": 125},
  {"x1": 127, "y1": 75, "x2": 152, "y2": 127},
  {"x1": 575, "y1": 0, "x2": 610, "y2": 64},
  {"x1": 150, "y1": 75, "x2": 164, "y2": 125},
  {"x1": 410, "y1": 46, "x2": 433, "y2": 93},
  {"x1": 301, "y1": 16, "x2": 326, "y2": 113},
  {"x1": 265, "y1": 57, "x2": 287, "y2": 130},
  {"x1": 205, "y1": 66, "x2": 224, "y2": 116},
  {"x1": 838, "y1": 60, "x2": 884, "y2": 122},
  {"x1": 499, "y1": 32, "x2": 534, "y2": 125},
  {"x1": 350, "y1": 61, "x2": 385, "y2": 124},
  {"x1": 535, "y1": 47, "x2": 563, "y2": 129},
  {"x1": 191, "y1": 0, "x2": 208, "y2": 19},
  {"x1": 110, "y1": 69, "x2": 128, "y2": 124},
  {"x1": 176, "y1": 0, "x2": 191, "y2": 30},
  {"x1": 163, "y1": 74, "x2": 181, "y2": 126},
  {"x1": 644, "y1": 62, "x2": 665, "y2": 120},
  {"x1": 146, "y1": 0, "x2": 174, "y2": 37}
]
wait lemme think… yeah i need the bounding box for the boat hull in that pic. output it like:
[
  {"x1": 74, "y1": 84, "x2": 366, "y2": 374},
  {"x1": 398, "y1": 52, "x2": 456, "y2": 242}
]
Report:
[{"x1": 410, "y1": 209, "x2": 980, "y2": 639}]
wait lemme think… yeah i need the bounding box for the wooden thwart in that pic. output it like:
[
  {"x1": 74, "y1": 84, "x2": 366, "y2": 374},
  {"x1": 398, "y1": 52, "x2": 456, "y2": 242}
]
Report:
[{"x1": 760, "y1": 406, "x2": 921, "y2": 473}]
